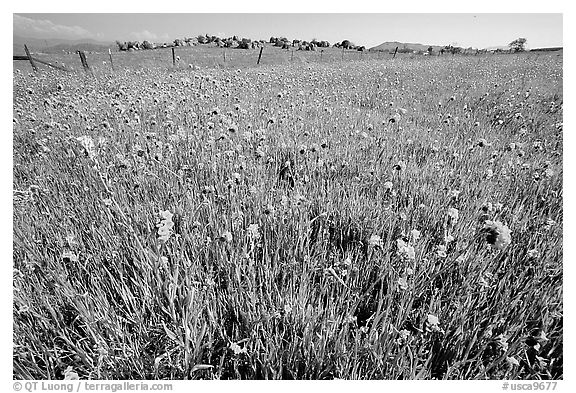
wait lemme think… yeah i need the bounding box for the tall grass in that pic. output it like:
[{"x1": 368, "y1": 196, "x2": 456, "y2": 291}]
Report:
[{"x1": 13, "y1": 52, "x2": 562, "y2": 380}]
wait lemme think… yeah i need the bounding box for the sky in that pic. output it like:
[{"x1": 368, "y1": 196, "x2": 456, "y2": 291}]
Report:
[{"x1": 13, "y1": 13, "x2": 563, "y2": 50}]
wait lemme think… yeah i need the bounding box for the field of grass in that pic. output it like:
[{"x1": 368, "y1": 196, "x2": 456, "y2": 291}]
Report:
[
  {"x1": 15, "y1": 44, "x2": 430, "y2": 74},
  {"x1": 13, "y1": 50, "x2": 563, "y2": 380}
]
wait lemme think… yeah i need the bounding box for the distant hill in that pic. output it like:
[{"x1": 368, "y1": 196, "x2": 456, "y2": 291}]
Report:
[
  {"x1": 369, "y1": 41, "x2": 443, "y2": 53},
  {"x1": 530, "y1": 47, "x2": 563, "y2": 52},
  {"x1": 13, "y1": 35, "x2": 114, "y2": 55}
]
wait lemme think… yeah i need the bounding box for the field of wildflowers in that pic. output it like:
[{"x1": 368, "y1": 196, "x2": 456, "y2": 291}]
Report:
[{"x1": 13, "y1": 50, "x2": 563, "y2": 380}]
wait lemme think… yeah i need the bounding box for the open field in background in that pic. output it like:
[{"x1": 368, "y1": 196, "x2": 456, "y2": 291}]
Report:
[
  {"x1": 14, "y1": 43, "x2": 505, "y2": 74},
  {"x1": 13, "y1": 51, "x2": 562, "y2": 380}
]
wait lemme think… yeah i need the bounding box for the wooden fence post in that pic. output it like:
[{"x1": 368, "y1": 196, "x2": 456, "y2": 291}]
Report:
[
  {"x1": 393, "y1": 47, "x2": 398, "y2": 58},
  {"x1": 172, "y1": 47, "x2": 176, "y2": 66},
  {"x1": 24, "y1": 45, "x2": 37, "y2": 72},
  {"x1": 108, "y1": 48, "x2": 114, "y2": 71},
  {"x1": 78, "y1": 51, "x2": 90, "y2": 72},
  {"x1": 291, "y1": 49, "x2": 294, "y2": 62},
  {"x1": 320, "y1": 50, "x2": 323, "y2": 61},
  {"x1": 223, "y1": 49, "x2": 226, "y2": 63},
  {"x1": 257, "y1": 47, "x2": 263, "y2": 65},
  {"x1": 341, "y1": 47, "x2": 344, "y2": 61}
]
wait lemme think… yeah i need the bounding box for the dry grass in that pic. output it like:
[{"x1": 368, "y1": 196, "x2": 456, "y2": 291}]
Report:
[{"x1": 13, "y1": 50, "x2": 562, "y2": 380}]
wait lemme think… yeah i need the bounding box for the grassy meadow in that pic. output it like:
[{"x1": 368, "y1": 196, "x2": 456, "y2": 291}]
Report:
[
  {"x1": 15, "y1": 44, "x2": 416, "y2": 73},
  {"x1": 13, "y1": 49, "x2": 563, "y2": 380}
]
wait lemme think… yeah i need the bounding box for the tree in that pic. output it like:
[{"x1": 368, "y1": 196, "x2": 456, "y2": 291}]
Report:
[
  {"x1": 341, "y1": 40, "x2": 353, "y2": 49},
  {"x1": 509, "y1": 38, "x2": 527, "y2": 52}
]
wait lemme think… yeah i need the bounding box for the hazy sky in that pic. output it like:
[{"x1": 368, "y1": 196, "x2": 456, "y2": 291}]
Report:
[{"x1": 14, "y1": 13, "x2": 563, "y2": 49}]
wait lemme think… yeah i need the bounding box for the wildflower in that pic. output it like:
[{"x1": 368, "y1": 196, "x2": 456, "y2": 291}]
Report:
[
  {"x1": 527, "y1": 249, "x2": 538, "y2": 258},
  {"x1": 65, "y1": 234, "x2": 77, "y2": 247},
  {"x1": 157, "y1": 210, "x2": 174, "y2": 243},
  {"x1": 64, "y1": 366, "x2": 79, "y2": 380},
  {"x1": 482, "y1": 220, "x2": 512, "y2": 250},
  {"x1": 411, "y1": 229, "x2": 421, "y2": 242},
  {"x1": 263, "y1": 204, "x2": 275, "y2": 215},
  {"x1": 103, "y1": 198, "x2": 113, "y2": 207},
  {"x1": 368, "y1": 234, "x2": 383, "y2": 248},
  {"x1": 229, "y1": 342, "x2": 247, "y2": 355},
  {"x1": 427, "y1": 314, "x2": 443, "y2": 333},
  {"x1": 76, "y1": 135, "x2": 97, "y2": 159},
  {"x1": 436, "y1": 245, "x2": 447, "y2": 258},
  {"x1": 220, "y1": 231, "x2": 233, "y2": 243},
  {"x1": 247, "y1": 223, "x2": 260, "y2": 239},
  {"x1": 342, "y1": 256, "x2": 352, "y2": 267},
  {"x1": 397, "y1": 277, "x2": 409, "y2": 291},
  {"x1": 396, "y1": 239, "x2": 415, "y2": 260},
  {"x1": 506, "y1": 357, "x2": 520, "y2": 367},
  {"x1": 284, "y1": 304, "x2": 292, "y2": 314},
  {"x1": 62, "y1": 250, "x2": 78, "y2": 262},
  {"x1": 383, "y1": 181, "x2": 393, "y2": 191},
  {"x1": 447, "y1": 207, "x2": 459, "y2": 224},
  {"x1": 398, "y1": 329, "x2": 411, "y2": 342},
  {"x1": 481, "y1": 202, "x2": 493, "y2": 213},
  {"x1": 495, "y1": 333, "x2": 509, "y2": 352},
  {"x1": 393, "y1": 161, "x2": 406, "y2": 171}
]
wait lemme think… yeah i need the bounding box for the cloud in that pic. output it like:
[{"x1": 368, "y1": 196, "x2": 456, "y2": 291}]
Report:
[
  {"x1": 129, "y1": 30, "x2": 170, "y2": 42},
  {"x1": 14, "y1": 14, "x2": 92, "y2": 39}
]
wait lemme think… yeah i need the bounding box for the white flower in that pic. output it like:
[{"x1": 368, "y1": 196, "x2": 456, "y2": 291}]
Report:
[
  {"x1": 436, "y1": 245, "x2": 447, "y2": 258},
  {"x1": 247, "y1": 223, "x2": 260, "y2": 239},
  {"x1": 368, "y1": 234, "x2": 383, "y2": 248},
  {"x1": 157, "y1": 210, "x2": 174, "y2": 243},
  {"x1": 483, "y1": 220, "x2": 512, "y2": 250},
  {"x1": 229, "y1": 342, "x2": 247, "y2": 355},
  {"x1": 396, "y1": 238, "x2": 415, "y2": 260},
  {"x1": 427, "y1": 314, "x2": 444, "y2": 333},
  {"x1": 410, "y1": 229, "x2": 421, "y2": 242},
  {"x1": 398, "y1": 277, "x2": 408, "y2": 291},
  {"x1": 427, "y1": 314, "x2": 439, "y2": 326},
  {"x1": 220, "y1": 231, "x2": 233, "y2": 243},
  {"x1": 62, "y1": 250, "x2": 78, "y2": 262},
  {"x1": 527, "y1": 249, "x2": 538, "y2": 258},
  {"x1": 506, "y1": 356, "x2": 520, "y2": 366},
  {"x1": 447, "y1": 207, "x2": 459, "y2": 224},
  {"x1": 64, "y1": 366, "x2": 79, "y2": 380},
  {"x1": 76, "y1": 135, "x2": 97, "y2": 159}
]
